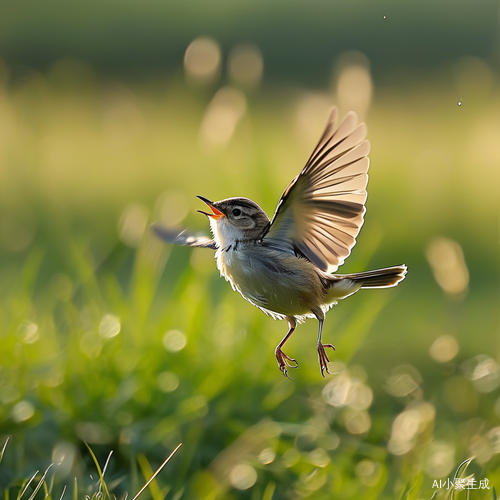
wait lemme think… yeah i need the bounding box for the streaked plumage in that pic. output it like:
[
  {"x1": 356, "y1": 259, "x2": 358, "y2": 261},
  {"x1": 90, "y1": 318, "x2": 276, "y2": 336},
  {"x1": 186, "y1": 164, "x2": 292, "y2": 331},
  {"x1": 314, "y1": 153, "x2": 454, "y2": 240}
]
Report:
[{"x1": 153, "y1": 108, "x2": 407, "y2": 377}]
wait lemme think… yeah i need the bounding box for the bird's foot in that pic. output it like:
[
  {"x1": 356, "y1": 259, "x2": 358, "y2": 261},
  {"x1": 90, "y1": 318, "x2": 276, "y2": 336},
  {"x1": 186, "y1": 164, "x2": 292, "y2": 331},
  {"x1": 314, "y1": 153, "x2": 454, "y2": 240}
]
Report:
[
  {"x1": 317, "y1": 342, "x2": 336, "y2": 377},
  {"x1": 275, "y1": 347, "x2": 299, "y2": 378}
]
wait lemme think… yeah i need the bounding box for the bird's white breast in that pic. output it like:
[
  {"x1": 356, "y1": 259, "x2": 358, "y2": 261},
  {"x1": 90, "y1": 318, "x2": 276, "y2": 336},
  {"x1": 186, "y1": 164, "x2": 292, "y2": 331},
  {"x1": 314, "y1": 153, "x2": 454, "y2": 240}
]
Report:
[
  {"x1": 209, "y1": 218, "x2": 244, "y2": 251},
  {"x1": 214, "y1": 243, "x2": 326, "y2": 319}
]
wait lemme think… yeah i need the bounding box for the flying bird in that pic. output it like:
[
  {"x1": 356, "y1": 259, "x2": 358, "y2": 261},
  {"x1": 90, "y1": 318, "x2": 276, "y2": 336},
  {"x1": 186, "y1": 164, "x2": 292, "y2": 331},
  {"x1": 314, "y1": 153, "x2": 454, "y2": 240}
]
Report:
[{"x1": 153, "y1": 108, "x2": 407, "y2": 377}]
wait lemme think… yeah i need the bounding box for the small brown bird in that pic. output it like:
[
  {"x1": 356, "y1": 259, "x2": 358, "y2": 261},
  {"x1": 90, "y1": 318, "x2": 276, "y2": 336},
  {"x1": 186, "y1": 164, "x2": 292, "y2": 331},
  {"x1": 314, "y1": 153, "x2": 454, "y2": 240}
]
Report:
[{"x1": 154, "y1": 108, "x2": 407, "y2": 377}]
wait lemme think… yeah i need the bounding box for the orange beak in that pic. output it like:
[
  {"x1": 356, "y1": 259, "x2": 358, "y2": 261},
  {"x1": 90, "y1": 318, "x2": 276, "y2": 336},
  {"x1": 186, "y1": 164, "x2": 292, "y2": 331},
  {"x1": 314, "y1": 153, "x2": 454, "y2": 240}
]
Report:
[{"x1": 197, "y1": 196, "x2": 225, "y2": 220}]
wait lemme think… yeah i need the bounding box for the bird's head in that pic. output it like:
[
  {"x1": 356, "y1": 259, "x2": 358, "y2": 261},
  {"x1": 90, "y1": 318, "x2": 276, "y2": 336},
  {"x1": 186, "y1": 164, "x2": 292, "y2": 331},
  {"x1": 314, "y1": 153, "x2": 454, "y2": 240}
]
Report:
[{"x1": 197, "y1": 196, "x2": 270, "y2": 248}]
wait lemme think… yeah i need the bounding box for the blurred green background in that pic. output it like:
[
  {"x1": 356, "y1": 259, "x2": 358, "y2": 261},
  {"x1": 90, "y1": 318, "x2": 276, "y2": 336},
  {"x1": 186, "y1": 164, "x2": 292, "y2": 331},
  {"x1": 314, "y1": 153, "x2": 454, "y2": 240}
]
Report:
[{"x1": 1, "y1": 1, "x2": 500, "y2": 499}]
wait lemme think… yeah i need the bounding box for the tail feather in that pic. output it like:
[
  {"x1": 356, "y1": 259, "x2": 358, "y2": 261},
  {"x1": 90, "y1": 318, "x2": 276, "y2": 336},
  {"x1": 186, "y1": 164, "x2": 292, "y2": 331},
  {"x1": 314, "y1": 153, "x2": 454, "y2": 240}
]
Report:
[{"x1": 341, "y1": 265, "x2": 407, "y2": 288}]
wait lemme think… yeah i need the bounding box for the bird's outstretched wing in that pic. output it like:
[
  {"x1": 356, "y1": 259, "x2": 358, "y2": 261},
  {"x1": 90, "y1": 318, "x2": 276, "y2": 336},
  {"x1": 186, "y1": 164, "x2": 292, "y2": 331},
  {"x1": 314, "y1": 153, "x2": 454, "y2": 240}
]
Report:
[
  {"x1": 152, "y1": 224, "x2": 216, "y2": 249},
  {"x1": 263, "y1": 108, "x2": 370, "y2": 273}
]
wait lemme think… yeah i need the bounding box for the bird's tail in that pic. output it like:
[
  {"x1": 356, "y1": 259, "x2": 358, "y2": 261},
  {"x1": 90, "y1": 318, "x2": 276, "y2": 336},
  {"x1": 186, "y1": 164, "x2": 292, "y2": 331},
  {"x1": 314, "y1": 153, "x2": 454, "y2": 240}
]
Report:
[{"x1": 339, "y1": 265, "x2": 407, "y2": 288}]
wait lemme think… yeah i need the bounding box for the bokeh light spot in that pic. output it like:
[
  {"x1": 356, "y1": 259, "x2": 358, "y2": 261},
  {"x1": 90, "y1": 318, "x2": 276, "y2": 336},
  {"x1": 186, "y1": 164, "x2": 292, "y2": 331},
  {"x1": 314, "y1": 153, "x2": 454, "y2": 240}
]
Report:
[
  {"x1": 388, "y1": 402, "x2": 435, "y2": 455},
  {"x1": 462, "y1": 355, "x2": 500, "y2": 393},
  {"x1": 282, "y1": 448, "x2": 300, "y2": 468},
  {"x1": 333, "y1": 51, "x2": 373, "y2": 118},
  {"x1": 179, "y1": 395, "x2": 208, "y2": 418},
  {"x1": 258, "y1": 447, "x2": 276, "y2": 465},
  {"x1": 17, "y1": 320, "x2": 39, "y2": 344},
  {"x1": 76, "y1": 422, "x2": 113, "y2": 444},
  {"x1": 184, "y1": 37, "x2": 221, "y2": 84},
  {"x1": 80, "y1": 332, "x2": 103, "y2": 359},
  {"x1": 322, "y1": 366, "x2": 373, "y2": 410},
  {"x1": 119, "y1": 203, "x2": 149, "y2": 248},
  {"x1": 385, "y1": 365, "x2": 422, "y2": 398},
  {"x1": 12, "y1": 400, "x2": 35, "y2": 422},
  {"x1": 469, "y1": 433, "x2": 494, "y2": 464},
  {"x1": 426, "y1": 237, "x2": 469, "y2": 298},
  {"x1": 228, "y1": 44, "x2": 264, "y2": 88},
  {"x1": 294, "y1": 93, "x2": 333, "y2": 148},
  {"x1": 423, "y1": 441, "x2": 455, "y2": 477},
  {"x1": 488, "y1": 427, "x2": 500, "y2": 454},
  {"x1": 229, "y1": 463, "x2": 257, "y2": 490},
  {"x1": 429, "y1": 335, "x2": 459, "y2": 363},
  {"x1": 162, "y1": 330, "x2": 187, "y2": 352},
  {"x1": 157, "y1": 371, "x2": 180, "y2": 393},
  {"x1": 199, "y1": 87, "x2": 247, "y2": 149},
  {"x1": 344, "y1": 410, "x2": 371, "y2": 435},
  {"x1": 99, "y1": 314, "x2": 121, "y2": 339},
  {"x1": 307, "y1": 448, "x2": 330, "y2": 468},
  {"x1": 355, "y1": 459, "x2": 381, "y2": 487},
  {"x1": 52, "y1": 441, "x2": 76, "y2": 479}
]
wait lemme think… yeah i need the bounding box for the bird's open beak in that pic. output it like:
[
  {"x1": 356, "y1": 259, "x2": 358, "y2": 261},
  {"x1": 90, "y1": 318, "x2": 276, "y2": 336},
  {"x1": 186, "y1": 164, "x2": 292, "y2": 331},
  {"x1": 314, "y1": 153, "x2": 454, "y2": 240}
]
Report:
[{"x1": 196, "y1": 195, "x2": 226, "y2": 220}]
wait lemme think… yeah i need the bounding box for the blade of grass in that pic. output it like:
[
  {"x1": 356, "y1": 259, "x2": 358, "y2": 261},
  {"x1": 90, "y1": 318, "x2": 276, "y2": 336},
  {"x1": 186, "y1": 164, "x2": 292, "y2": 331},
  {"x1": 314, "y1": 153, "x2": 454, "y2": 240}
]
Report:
[
  {"x1": 18, "y1": 470, "x2": 39, "y2": 500},
  {"x1": 59, "y1": 485, "x2": 67, "y2": 500},
  {"x1": 100, "y1": 451, "x2": 114, "y2": 492},
  {"x1": 452, "y1": 457, "x2": 474, "y2": 481},
  {"x1": 0, "y1": 437, "x2": 10, "y2": 464},
  {"x1": 262, "y1": 481, "x2": 276, "y2": 500},
  {"x1": 43, "y1": 465, "x2": 56, "y2": 500},
  {"x1": 131, "y1": 443, "x2": 182, "y2": 500},
  {"x1": 136, "y1": 455, "x2": 163, "y2": 500},
  {"x1": 27, "y1": 464, "x2": 54, "y2": 500},
  {"x1": 84, "y1": 442, "x2": 111, "y2": 499},
  {"x1": 450, "y1": 458, "x2": 474, "y2": 500}
]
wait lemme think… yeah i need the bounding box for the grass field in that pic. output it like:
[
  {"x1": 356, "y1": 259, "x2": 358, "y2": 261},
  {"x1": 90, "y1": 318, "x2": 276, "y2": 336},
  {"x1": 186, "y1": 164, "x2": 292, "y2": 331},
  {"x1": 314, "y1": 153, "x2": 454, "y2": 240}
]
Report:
[{"x1": 0, "y1": 58, "x2": 500, "y2": 499}]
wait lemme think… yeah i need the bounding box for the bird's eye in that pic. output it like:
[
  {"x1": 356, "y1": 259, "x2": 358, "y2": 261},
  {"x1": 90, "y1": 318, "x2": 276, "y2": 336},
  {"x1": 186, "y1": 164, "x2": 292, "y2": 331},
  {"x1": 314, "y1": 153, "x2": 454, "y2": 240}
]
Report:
[{"x1": 232, "y1": 208, "x2": 242, "y2": 217}]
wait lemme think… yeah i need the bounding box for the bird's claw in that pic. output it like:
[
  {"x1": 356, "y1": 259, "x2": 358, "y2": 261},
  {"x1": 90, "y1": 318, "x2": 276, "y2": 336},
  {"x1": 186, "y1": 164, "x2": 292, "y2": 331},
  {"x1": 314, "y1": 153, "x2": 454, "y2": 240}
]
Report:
[
  {"x1": 275, "y1": 347, "x2": 299, "y2": 378},
  {"x1": 317, "y1": 342, "x2": 336, "y2": 377}
]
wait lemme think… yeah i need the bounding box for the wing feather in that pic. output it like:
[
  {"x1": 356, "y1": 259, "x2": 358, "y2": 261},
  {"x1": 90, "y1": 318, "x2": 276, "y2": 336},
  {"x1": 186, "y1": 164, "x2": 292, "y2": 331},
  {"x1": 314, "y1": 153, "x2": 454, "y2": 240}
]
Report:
[
  {"x1": 152, "y1": 224, "x2": 216, "y2": 249},
  {"x1": 263, "y1": 108, "x2": 370, "y2": 273}
]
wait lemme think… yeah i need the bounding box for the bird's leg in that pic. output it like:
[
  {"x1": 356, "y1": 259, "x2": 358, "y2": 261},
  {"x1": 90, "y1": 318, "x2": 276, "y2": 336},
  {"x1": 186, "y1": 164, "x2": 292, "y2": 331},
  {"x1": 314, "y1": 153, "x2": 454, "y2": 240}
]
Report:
[
  {"x1": 275, "y1": 317, "x2": 299, "y2": 378},
  {"x1": 314, "y1": 310, "x2": 335, "y2": 377}
]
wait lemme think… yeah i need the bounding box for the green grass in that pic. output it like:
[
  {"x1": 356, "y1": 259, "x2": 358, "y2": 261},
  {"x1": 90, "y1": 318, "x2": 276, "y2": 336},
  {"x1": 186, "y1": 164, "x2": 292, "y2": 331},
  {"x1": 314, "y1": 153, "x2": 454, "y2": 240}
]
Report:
[{"x1": 0, "y1": 61, "x2": 500, "y2": 499}]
